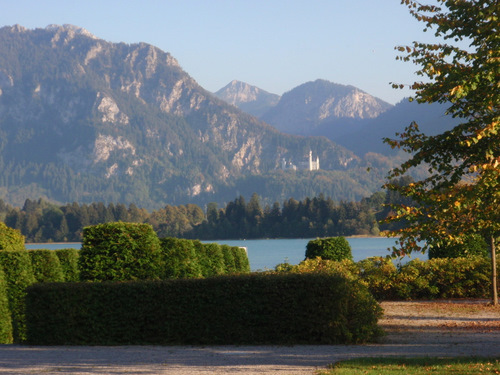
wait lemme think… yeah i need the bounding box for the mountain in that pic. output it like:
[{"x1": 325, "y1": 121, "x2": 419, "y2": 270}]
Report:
[
  {"x1": 259, "y1": 79, "x2": 393, "y2": 135},
  {"x1": 214, "y1": 80, "x2": 280, "y2": 117},
  {"x1": 216, "y1": 79, "x2": 458, "y2": 158},
  {"x1": 0, "y1": 24, "x2": 379, "y2": 209},
  {"x1": 318, "y1": 99, "x2": 460, "y2": 156}
]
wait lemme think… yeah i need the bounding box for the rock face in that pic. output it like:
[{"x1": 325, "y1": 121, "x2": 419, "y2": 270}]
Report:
[
  {"x1": 260, "y1": 79, "x2": 393, "y2": 135},
  {"x1": 0, "y1": 24, "x2": 366, "y2": 208},
  {"x1": 214, "y1": 80, "x2": 280, "y2": 117}
]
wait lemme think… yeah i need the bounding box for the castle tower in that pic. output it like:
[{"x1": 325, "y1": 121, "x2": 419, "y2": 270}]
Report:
[{"x1": 307, "y1": 150, "x2": 320, "y2": 171}]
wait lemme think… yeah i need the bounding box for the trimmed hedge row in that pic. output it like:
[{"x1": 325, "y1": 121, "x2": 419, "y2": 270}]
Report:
[
  {"x1": 0, "y1": 222, "x2": 25, "y2": 251},
  {"x1": 79, "y1": 222, "x2": 163, "y2": 281},
  {"x1": 25, "y1": 273, "x2": 383, "y2": 346},
  {"x1": 55, "y1": 248, "x2": 80, "y2": 282},
  {"x1": 0, "y1": 248, "x2": 80, "y2": 343},
  {"x1": 0, "y1": 266, "x2": 13, "y2": 344},
  {"x1": 78, "y1": 223, "x2": 251, "y2": 281},
  {"x1": 0, "y1": 251, "x2": 35, "y2": 342},
  {"x1": 159, "y1": 238, "x2": 250, "y2": 279},
  {"x1": 285, "y1": 256, "x2": 499, "y2": 300}
]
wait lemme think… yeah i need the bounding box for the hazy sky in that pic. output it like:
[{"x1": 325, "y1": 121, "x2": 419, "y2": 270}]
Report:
[{"x1": 1, "y1": 0, "x2": 439, "y2": 105}]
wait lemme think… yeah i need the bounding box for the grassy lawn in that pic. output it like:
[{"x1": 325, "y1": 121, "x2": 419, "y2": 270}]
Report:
[{"x1": 317, "y1": 357, "x2": 500, "y2": 374}]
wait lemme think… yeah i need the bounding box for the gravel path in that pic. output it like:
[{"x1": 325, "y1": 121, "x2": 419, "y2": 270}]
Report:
[{"x1": 0, "y1": 300, "x2": 498, "y2": 374}]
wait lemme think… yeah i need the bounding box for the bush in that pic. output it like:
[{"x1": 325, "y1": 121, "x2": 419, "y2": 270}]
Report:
[
  {"x1": 305, "y1": 237, "x2": 353, "y2": 261},
  {"x1": 400, "y1": 257, "x2": 491, "y2": 299},
  {"x1": 231, "y1": 246, "x2": 251, "y2": 273},
  {"x1": 200, "y1": 243, "x2": 225, "y2": 276},
  {"x1": 290, "y1": 257, "x2": 360, "y2": 281},
  {"x1": 429, "y1": 235, "x2": 489, "y2": 259},
  {"x1": 160, "y1": 238, "x2": 203, "y2": 279},
  {"x1": 55, "y1": 248, "x2": 80, "y2": 282},
  {"x1": 221, "y1": 244, "x2": 237, "y2": 273},
  {"x1": 28, "y1": 250, "x2": 65, "y2": 283},
  {"x1": 365, "y1": 256, "x2": 495, "y2": 300},
  {"x1": 26, "y1": 273, "x2": 383, "y2": 345},
  {"x1": 79, "y1": 222, "x2": 163, "y2": 281},
  {"x1": 0, "y1": 251, "x2": 36, "y2": 342},
  {"x1": 0, "y1": 222, "x2": 25, "y2": 251},
  {"x1": 357, "y1": 257, "x2": 398, "y2": 300},
  {"x1": 0, "y1": 266, "x2": 13, "y2": 344},
  {"x1": 278, "y1": 255, "x2": 497, "y2": 301}
]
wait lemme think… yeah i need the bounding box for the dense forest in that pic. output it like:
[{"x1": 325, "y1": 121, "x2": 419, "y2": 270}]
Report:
[{"x1": 0, "y1": 177, "x2": 412, "y2": 243}]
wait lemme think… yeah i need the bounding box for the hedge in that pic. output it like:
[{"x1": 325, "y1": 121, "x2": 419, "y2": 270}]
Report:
[
  {"x1": 0, "y1": 251, "x2": 36, "y2": 342},
  {"x1": 55, "y1": 248, "x2": 80, "y2": 282},
  {"x1": 28, "y1": 250, "x2": 65, "y2": 283},
  {"x1": 0, "y1": 222, "x2": 25, "y2": 251},
  {"x1": 26, "y1": 273, "x2": 383, "y2": 346},
  {"x1": 160, "y1": 238, "x2": 203, "y2": 279},
  {"x1": 79, "y1": 222, "x2": 163, "y2": 281},
  {"x1": 286, "y1": 256, "x2": 499, "y2": 300},
  {"x1": 305, "y1": 237, "x2": 353, "y2": 261},
  {"x1": 232, "y1": 246, "x2": 251, "y2": 273},
  {"x1": 221, "y1": 244, "x2": 237, "y2": 273},
  {"x1": 199, "y1": 242, "x2": 225, "y2": 277},
  {"x1": 160, "y1": 239, "x2": 250, "y2": 278},
  {"x1": 0, "y1": 266, "x2": 13, "y2": 344}
]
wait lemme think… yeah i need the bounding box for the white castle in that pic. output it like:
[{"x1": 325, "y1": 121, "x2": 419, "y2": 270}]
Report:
[{"x1": 281, "y1": 150, "x2": 320, "y2": 171}]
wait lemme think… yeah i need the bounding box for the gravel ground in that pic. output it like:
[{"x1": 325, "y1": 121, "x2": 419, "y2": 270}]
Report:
[{"x1": 0, "y1": 300, "x2": 498, "y2": 375}]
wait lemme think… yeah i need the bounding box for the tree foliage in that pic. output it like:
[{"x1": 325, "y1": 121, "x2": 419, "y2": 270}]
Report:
[
  {"x1": 305, "y1": 237, "x2": 353, "y2": 262},
  {"x1": 79, "y1": 222, "x2": 163, "y2": 282},
  {"x1": 2, "y1": 192, "x2": 394, "y2": 242},
  {"x1": 0, "y1": 222, "x2": 25, "y2": 251},
  {"x1": 385, "y1": 0, "x2": 499, "y2": 303}
]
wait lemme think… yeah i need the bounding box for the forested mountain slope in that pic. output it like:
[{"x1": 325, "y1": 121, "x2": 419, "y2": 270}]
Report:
[{"x1": 0, "y1": 25, "x2": 378, "y2": 209}]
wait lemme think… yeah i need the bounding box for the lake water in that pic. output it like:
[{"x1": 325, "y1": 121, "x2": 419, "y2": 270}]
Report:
[{"x1": 26, "y1": 237, "x2": 427, "y2": 271}]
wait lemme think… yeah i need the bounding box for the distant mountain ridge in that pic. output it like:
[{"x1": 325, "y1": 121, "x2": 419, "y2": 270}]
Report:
[
  {"x1": 215, "y1": 80, "x2": 458, "y2": 157},
  {"x1": 214, "y1": 80, "x2": 280, "y2": 117},
  {"x1": 0, "y1": 24, "x2": 383, "y2": 209},
  {"x1": 260, "y1": 79, "x2": 393, "y2": 135}
]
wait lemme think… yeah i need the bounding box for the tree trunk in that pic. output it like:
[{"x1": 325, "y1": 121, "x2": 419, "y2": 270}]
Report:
[{"x1": 491, "y1": 235, "x2": 498, "y2": 306}]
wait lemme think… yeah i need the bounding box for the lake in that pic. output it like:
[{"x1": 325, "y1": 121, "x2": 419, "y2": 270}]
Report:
[{"x1": 26, "y1": 237, "x2": 427, "y2": 271}]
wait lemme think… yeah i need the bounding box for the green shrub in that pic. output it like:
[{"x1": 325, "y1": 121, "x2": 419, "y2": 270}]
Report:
[
  {"x1": 290, "y1": 257, "x2": 360, "y2": 281},
  {"x1": 160, "y1": 238, "x2": 203, "y2": 279},
  {"x1": 278, "y1": 255, "x2": 497, "y2": 301},
  {"x1": 221, "y1": 244, "x2": 237, "y2": 273},
  {"x1": 28, "y1": 250, "x2": 65, "y2": 283},
  {"x1": 55, "y1": 248, "x2": 80, "y2": 282},
  {"x1": 393, "y1": 259, "x2": 436, "y2": 299},
  {"x1": 0, "y1": 222, "x2": 25, "y2": 251},
  {"x1": 0, "y1": 251, "x2": 36, "y2": 342},
  {"x1": 0, "y1": 266, "x2": 13, "y2": 344},
  {"x1": 231, "y1": 246, "x2": 251, "y2": 273},
  {"x1": 390, "y1": 257, "x2": 493, "y2": 300},
  {"x1": 429, "y1": 235, "x2": 489, "y2": 259},
  {"x1": 418, "y1": 257, "x2": 491, "y2": 299},
  {"x1": 357, "y1": 257, "x2": 398, "y2": 300},
  {"x1": 79, "y1": 222, "x2": 163, "y2": 281},
  {"x1": 200, "y1": 243, "x2": 225, "y2": 276},
  {"x1": 26, "y1": 273, "x2": 382, "y2": 345},
  {"x1": 305, "y1": 237, "x2": 353, "y2": 261}
]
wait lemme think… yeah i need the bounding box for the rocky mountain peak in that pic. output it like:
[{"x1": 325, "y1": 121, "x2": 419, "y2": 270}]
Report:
[
  {"x1": 45, "y1": 24, "x2": 97, "y2": 39},
  {"x1": 261, "y1": 79, "x2": 393, "y2": 135},
  {"x1": 214, "y1": 80, "x2": 280, "y2": 117}
]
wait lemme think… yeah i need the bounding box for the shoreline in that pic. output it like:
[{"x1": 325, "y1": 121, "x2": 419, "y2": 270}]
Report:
[{"x1": 26, "y1": 235, "x2": 389, "y2": 245}]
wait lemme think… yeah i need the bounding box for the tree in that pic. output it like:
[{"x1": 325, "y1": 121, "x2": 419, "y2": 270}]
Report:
[
  {"x1": 384, "y1": 1, "x2": 499, "y2": 304},
  {"x1": 305, "y1": 237, "x2": 353, "y2": 262}
]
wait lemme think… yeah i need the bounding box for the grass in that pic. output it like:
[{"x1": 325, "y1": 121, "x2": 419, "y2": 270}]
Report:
[{"x1": 317, "y1": 357, "x2": 500, "y2": 374}]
